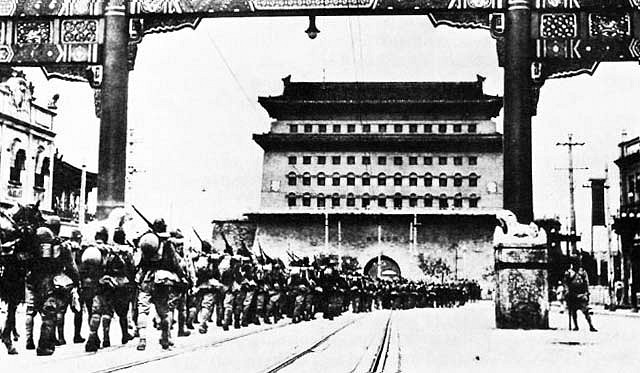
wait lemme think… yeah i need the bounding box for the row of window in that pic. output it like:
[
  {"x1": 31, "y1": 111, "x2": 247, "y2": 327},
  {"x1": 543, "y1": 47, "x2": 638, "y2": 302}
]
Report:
[
  {"x1": 288, "y1": 123, "x2": 478, "y2": 134},
  {"x1": 8, "y1": 148, "x2": 50, "y2": 188},
  {"x1": 287, "y1": 172, "x2": 479, "y2": 187},
  {"x1": 288, "y1": 155, "x2": 478, "y2": 166},
  {"x1": 286, "y1": 192, "x2": 480, "y2": 209},
  {"x1": 626, "y1": 173, "x2": 640, "y2": 204}
]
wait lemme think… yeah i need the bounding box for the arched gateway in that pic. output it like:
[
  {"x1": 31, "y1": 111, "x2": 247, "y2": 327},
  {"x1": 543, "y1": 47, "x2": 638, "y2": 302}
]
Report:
[{"x1": 363, "y1": 255, "x2": 401, "y2": 280}]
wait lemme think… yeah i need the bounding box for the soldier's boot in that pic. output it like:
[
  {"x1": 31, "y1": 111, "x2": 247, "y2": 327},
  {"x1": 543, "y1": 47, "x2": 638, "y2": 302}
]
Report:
[
  {"x1": 159, "y1": 320, "x2": 171, "y2": 350},
  {"x1": 177, "y1": 309, "x2": 190, "y2": 337},
  {"x1": 198, "y1": 322, "x2": 208, "y2": 334},
  {"x1": 25, "y1": 314, "x2": 35, "y2": 350},
  {"x1": 2, "y1": 338, "x2": 18, "y2": 355},
  {"x1": 186, "y1": 308, "x2": 197, "y2": 330},
  {"x1": 37, "y1": 318, "x2": 56, "y2": 356},
  {"x1": 234, "y1": 318, "x2": 241, "y2": 329},
  {"x1": 120, "y1": 317, "x2": 133, "y2": 345},
  {"x1": 102, "y1": 315, "x2": 112, "y2": 348},
  {"x1": 585, "y1": 313, "x2": 597, "y2": 332},
  {"x1": 56, "y1": 314, "x2": 66, "y2": 345},
  {"x1": 85, "y1": 333, "x2": 100, "y2": 352},
  {"x1": 73, "y1": 310, "x2": 85, "y2": 343},
  {"x1": 137, "y1": 338, "x2": 146, "y2": 351}
]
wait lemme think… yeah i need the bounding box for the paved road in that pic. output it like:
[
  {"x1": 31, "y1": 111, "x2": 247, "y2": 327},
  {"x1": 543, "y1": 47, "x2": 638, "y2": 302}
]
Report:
[{"x1": 1, "y1": 302, "x2": 638, "y2": 373}]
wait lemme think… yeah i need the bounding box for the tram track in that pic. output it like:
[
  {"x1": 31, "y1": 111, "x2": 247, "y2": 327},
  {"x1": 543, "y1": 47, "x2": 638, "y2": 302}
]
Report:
[{"x1": 87, "y1": 320, "x2": 292, "y2": 373}]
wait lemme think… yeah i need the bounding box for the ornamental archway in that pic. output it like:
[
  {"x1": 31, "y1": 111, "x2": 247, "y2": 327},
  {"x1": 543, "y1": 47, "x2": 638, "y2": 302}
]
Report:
[
  {"x1": 363, "y1": 255, "x2": 402, "y2": 280},
  {"x1": 0, "y1": 0, "x2": 636, "y2": 222}
]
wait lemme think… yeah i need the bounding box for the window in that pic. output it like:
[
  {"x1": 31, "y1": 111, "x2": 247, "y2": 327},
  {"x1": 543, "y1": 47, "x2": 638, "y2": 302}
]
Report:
[
  {"x1": 424, "y1": 157, "x2": 433, "y2": 165},
  {"x1": 347, "y1": 124, "x2": 356, "y2": 133},
  {"x1": 333, "y1": 125, "x2": 341, "y2": 133},
  {"x1": 454, "y1": 174, "x2": 463, "y2": 187},
  {"x1": 362, "y1": 194, "x2": 371, "y2": 208},
  {"x1": 378, "y1": 124, "x2": 387, "y2": 133},
  {"x1": 393, "y1": 156, "x2": 403, "y2": 166},
  {"x1": 439, "y1": 173, "x2": 448, "y2": 187},
  {"x1": 347, "y1": 174, "x2": 355, "y2": 186},
  {"x1": 332, "y1": 194, "x2": 340, "y2": 208},
  {"x1": 9, "y1": 148, "x2": 26, "y2": 184},
  {"x1": 378, "y1": 194, "x2": 387, "y2": 208},
  {"x1": 630, "y1": 176, "x2": 636, "y2": 202},
  {"x1": 394, "y1": 173, "x2": 402, "y2": 186},
  {"x1": 347, "y1": 193, "x2": 356, "y2": 207},
  {"x1": 287, "y1": 193, "x2": 297, "y2": 207},
  {"x1": 289, "y1": 124, "x2": 298, "y2": 133},
  {"x1": 318, "y1": 156, "x2": 326, "y2": 165},
  {"x1": 454, "y1": 193, "x2": 463, "y2": 208},
  {"x1": 438, "y1": 124, "x2": 447, "y2": 133},
  {"x1": 438, "y1": 157, "x2": 447, "y2": 165},
  {"x1": 468, "y1": 124, "x2": 477, "y2": 133},
  {"x1": 424, "y1": 173, "x2": 433, "y2": 187},
  {"x1": 439, "y1": 195, "x2": 448, "y2": 209},
  {"x1": 409, "y1": 194, "x2": 417, "y2": 207},
  {"x1": 424, "y1": 125, "x2": 432, "y2": 133},
  {"x1": 409, "y1": 173, "x2": 418, "y2": 186},
  {"x1": 362, "y1": 173, "x2": 371, "y2": 186},
  {"x1": 393, "y1": 193, "x2": 403, "y2": 209},
  {"x1": 363, "y1": 124, "x2": 371, "y2": 133},
  {"x1": 453, "y1": 124, "x2": 462, "y2": 133},
  {"x1": 302, "y1": 194, "x2": 311, "y2": 207},
  {"x1": 332, "y1": 174, "x2": 341, "y2": 186},
  {"x1": 304, "y1": 124, "x2": 312, "y2": 133},
  {"x1": 288, "y1": 156, "x2": 297, "y2": 165},
  {"x1": 347, "y1": 156, "x2": 355, "y2": 165},
  {"x1": 303, "y1": 156, "x2": 311, "y2": 165},
  {"x1": 469, "y1": 194, "x2": 478, "y2": 208},
  {"x1": 378, "y1": 156, "x2": 387, "y2": 165},
  {"x1": 332, "y1": 156, "x2": 341, "y2": 165},
  {"x1": 317, "y1": 173, "x2": 326, "y2": 186},
  {"x1": 287, "y1": 173, "x2": 297, "y2": 186},
  {"x1": 362, "y1": 156, "x2": 371, "y2": 165},
  {"x1": 394, "y1": 124, "x2": 403, "y2": 133},
  {"x1": 317, "y1": 194, "x2": 326, "y2": 208},
  {"x1": 35, "y1": 157, "x2": 50, "y2": 189},
  {"x1": 378, "y1": 173, "x2": 386, "y2": 186},
  {"x1": 424, "y1": 194, "x2": 433, "y2": 207},
  {"x1": 469, "y1": 156, "x2": 478, "y2": 166},
  {"x1": 319, "y1": 124, "x2": 327, "y2": 133},
  {"x1": 302, "y1": 173, "x2": 311, "y2": 186},
  {"x1": 454, "y1": 157, "x2": 462, "y2": 166},
  {"x1": 469, "y1": 173, "x2": 478, "y2": 187},
  {"x1": 409, "y1": 156, "x2": 417, "y2": 165},
  {"x1": 409, "y1": 124, "x2": 417, "y2": 133}
]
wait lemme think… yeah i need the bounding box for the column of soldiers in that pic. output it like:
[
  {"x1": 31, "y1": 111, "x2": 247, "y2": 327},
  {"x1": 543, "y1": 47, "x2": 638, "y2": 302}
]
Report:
[{"x1": 0, "y1": 209, "x2": 482, "y2": 356}]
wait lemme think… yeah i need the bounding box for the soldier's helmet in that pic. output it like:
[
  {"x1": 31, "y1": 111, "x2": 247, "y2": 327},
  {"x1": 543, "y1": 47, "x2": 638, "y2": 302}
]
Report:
[
  {"x1": 94, "y1": 226, "x2": 109, "y2": 243},
  {"x1": 71, "y1": 229, "x2": 83, "y2": 241},
  {"x1": 45, "y1": 215, "x2": 61, "y2": 236},
  {"x1": 152, "y1": 218, "x2": 167, "y2": 233},
  {"x1": 113, "y1": 228, "x2": 126, "y2": 245},
  {"x1": 81, "y1": 245, "x2": 103, "y2": 266},
  {"x1": 138, "y1": 232, "x2": 161, "y2": 258},
  {"x1": 36, "y1": 226, "x2": 55, "y2": 243}
]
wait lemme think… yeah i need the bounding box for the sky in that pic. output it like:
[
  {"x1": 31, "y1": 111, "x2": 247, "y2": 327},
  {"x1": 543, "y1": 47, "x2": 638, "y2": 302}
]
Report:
[{"x1": 21, "y1": 15, "x2": 639, "y2": 246}]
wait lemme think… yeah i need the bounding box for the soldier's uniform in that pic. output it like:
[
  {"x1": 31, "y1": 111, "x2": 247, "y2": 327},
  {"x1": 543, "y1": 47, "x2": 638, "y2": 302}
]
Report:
[
  {"x1": 136, "y1": 219, "x2": 186, "y2": 350},
  {"x1": 194, "y1": 244, "x2": 222, "y2": 334},
  {"x1": 24, "y1": 227, "x2": 79, "y2": 356},
  {"x1": 265, "y1": 263, "x2": 286, "y2": 324},
  {"x1": 563, "y1": 264, "x2": 597, "y2": 332},
  {"x1": 172, "y1": 232, "x2": 196, "y2": 337},
  {"x1": 85, "y1": 229, "x2": 135, "y2": 352}
]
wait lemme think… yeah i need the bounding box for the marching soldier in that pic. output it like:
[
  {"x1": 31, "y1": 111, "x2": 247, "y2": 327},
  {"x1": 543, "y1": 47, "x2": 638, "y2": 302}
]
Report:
[
  {"x1": 563, "y1": 260, "x2": 597, "y2": 332},
  {"x1": 24, "y1": 220, "x2": 79, "y2": 356},
  {"x1": 136, "y1": 218, "x2": 186, "y2": 350},
  {"x1": 194, "y1": 241, "x2": 222, "y2": 334}
]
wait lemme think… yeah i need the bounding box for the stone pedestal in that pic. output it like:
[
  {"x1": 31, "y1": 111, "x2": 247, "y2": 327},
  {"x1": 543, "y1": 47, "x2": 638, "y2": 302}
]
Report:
[{"x1": 494, "y1": 244, "x2": 549, "y2": 329}]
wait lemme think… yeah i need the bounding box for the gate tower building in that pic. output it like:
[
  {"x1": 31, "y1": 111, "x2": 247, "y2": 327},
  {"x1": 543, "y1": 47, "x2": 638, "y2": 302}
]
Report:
[{"x1": 247, "y1": 75, "x2": 504, "y2": 284}]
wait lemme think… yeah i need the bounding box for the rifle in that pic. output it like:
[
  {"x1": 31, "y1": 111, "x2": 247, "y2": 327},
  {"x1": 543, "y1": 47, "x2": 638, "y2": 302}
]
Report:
[
  {"x1": 131, "y1": 205, "x2": 155, "y2": 232},
  {"x1": 219, "y1": 231, "x2": 234, "y2": 255},
  {"x1": 192, "y1": 227, "x2": 204, "y2": 244},
  {"x1": 0, "y1": 209, "x2": 19, "y2": 230}
]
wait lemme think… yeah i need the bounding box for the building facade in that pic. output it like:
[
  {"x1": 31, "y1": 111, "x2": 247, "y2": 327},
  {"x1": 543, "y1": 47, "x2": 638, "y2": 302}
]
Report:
[
  {"x1": 0, "y1": 69, "x2": 57, "y2": 210},
  {"x1": 613, "y1": 135, "x2": 640, "y2": 309},
  {"x1": 249, "y1": 76, "x2": 503, "y2": 283}
]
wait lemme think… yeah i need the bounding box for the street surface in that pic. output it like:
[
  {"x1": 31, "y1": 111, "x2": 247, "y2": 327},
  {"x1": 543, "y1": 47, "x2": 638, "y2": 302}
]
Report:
[{"x1": 1, "y1": 301, "x2": 638, "y2": 373}]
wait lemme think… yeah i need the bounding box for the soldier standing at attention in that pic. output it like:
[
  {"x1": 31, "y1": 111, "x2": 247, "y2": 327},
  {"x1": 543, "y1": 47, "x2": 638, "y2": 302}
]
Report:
[{"x1": 563, "y1": 260, "x2": 597, "y2": 332}]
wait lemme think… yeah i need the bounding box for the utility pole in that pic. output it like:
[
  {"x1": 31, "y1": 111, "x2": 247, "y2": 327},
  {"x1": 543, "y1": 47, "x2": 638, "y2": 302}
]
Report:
[
  {"x1": 604, "y1": 165, "x2": 615, "y2": 309},
  {"x1": 377, "y1": 224, "x2": 382, "y2": 279},
  {"x1": 556, "y1": 134, "x2": 587, "y2": 256}
]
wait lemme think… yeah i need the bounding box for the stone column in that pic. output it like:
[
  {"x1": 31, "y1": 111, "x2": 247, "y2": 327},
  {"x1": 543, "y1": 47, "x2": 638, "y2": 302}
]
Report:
[
  {"x1": 503, "y1": 0, "x2": 533, "y2": 223},
  {"x1": 97, "y1": 0, "x2": 128, "y2": 220}
]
